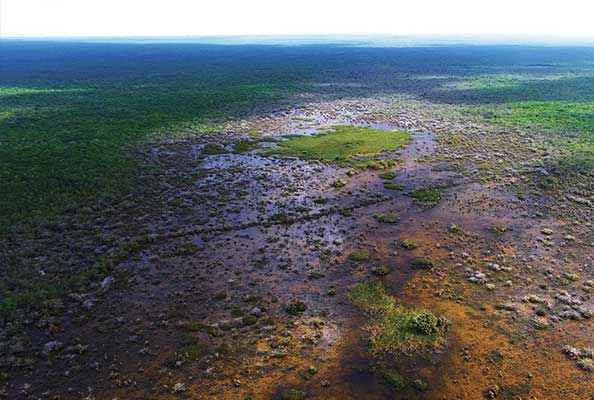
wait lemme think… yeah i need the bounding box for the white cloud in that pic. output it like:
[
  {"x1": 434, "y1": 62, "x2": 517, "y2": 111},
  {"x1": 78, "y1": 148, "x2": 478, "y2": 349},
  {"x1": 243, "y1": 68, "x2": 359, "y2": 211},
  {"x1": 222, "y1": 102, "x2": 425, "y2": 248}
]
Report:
[{"x1": 1, "y1": 0, "x2": 594, "y2": 37}]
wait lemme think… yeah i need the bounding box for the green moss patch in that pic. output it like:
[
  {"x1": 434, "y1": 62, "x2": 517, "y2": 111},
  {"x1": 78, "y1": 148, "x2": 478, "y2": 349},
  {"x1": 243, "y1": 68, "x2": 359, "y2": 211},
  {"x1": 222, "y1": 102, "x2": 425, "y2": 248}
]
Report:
[
  {"x1": 269, "y1": 125, "x2": 410, "y2": 164},
  {"x1": 349, "y1": 281, "x2": 448, "y2": 355}
]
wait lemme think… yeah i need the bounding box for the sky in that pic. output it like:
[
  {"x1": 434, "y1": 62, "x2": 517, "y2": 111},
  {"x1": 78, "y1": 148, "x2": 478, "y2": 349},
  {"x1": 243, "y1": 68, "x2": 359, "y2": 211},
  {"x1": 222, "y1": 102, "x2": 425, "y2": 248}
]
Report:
[{"x1": 2, "y1": 0, "x2": 594, "y2": 38}]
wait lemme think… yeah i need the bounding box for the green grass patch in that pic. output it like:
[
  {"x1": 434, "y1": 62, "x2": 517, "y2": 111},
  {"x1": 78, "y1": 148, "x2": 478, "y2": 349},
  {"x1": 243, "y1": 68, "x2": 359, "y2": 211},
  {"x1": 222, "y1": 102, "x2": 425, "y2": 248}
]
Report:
[
  {"x1": 352, "y1": 159, "x2": 399, "y2": 170},
  {"x1": 375, "y1": 214, "x2": 399, "y2": 223},
  {"x1": 201, "y1": 143, "x2": 226, "y2": 155},
  {"x1": 349, "y1": 251, "x2": 370, "y2": 262},
  {"x1": 383, "y1": 181, "x2": 405, "y2": 190},
  {"x1": 233, "y1": 140, "x2": 261, "y2": 153},
  {"x1": 410, "y1": 188, "x2": 442, "y2": 206},
  {"x1": 350, "y1": 280, "x2": 394, "y2": 311},
  {"x1": 379, "y1": 171, "x2": 398, "y2": 180},
  {"x1": 269, "y1": 125, "x2": 410, "y2": 164},
  {"x1": 349, "y1": 281, "x2": 448, "y2": 354}
]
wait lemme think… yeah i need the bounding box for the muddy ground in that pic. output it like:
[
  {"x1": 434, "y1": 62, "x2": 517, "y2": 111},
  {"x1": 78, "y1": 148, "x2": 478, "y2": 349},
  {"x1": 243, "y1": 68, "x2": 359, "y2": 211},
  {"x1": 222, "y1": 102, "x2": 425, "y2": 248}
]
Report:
[{"x1": 1, "y1": 96, "x2": 593, "y2": 399}]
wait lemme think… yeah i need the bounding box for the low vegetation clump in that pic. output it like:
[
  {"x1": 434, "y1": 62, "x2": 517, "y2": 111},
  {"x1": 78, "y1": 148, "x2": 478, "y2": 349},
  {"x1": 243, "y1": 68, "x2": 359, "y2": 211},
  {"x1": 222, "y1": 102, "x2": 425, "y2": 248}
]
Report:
[
  {"x1": 281, "y1": 388, "x2": 307, "y2": 400},
  {"x1": 339, "y1": 208, "x2": 353, "y2": 217},
  {"x1": 349, "y1": 251, "x2": 370, "y2": 262},
  {"x1": 488, "y1": 225, "x2": 508, "y2": 235},
  {"x1": 375, "y1": 214, "x2": 400, "y2": 223},
  {"x1": 270, "y1": 212, "x2": 294, "y2": 224},
  {"x1": 412, "y1": 379, "x2": 429, "y2": 391},
  {"x1": 382, "y1": 369, "x2": 406, "y2": 391},
  {"x1": 242, "y1": 315, "x2": 258, "y2": 326},
  {"x1": 177, "y1": 333, "x2": 207, "y2": 361},
  {"x1": 349, "y1": 281, "x2": 448, "y2": 355},
  {"x1": 286, "y1": 301, "x2": 308, "y2": 316},
  {"x1": 301, "y1": 365, "x2": 319, "y2": 380},
  {"x1": 379, "y1": 171, "x2": 398, "y2": 180},
  {"x1": 379, "y1": 368, "x2": 427, "y2": 392},
  {"x1": 350, "y1": 281, "x2": 393, "y2": 311},
  {"x1": 269, "y1": 125, "x2": 410, "y2": 164},
  {"x1": 412, "y1": 257, "x2": 433, "y2": 269},
  {"x1": 410, "y1": 188, "x2": 442, "y2": 207},
  {"x1": 371, "y1": 265, "x2": 391, "y2": 276},
  {"x1": 352, "y1": 159, "x2": 399, "y2": 170},
  {"x1": 332, "y1": 178, "x2": 348, "y2": 188},
  {"x1": 201, "y1": 143, "x2": 227, "y2": 155},
  {"x1": 173, "y1": 241, "x2": 199, "y2": 256},
  {"x1": 233, "y1": 140, "x2": 262, "y2": 153},
  {"x1": 383, "y1": 181, "x2": 404, "y2": 190},
  {"x1": 401, "y1": 240, "x2": 419, "y2": 250}
]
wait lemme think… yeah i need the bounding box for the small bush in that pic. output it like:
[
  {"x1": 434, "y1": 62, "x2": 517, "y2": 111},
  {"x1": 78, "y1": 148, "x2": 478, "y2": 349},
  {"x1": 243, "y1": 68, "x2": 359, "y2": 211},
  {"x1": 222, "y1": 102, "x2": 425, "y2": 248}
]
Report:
[{"x1": 411, "y1": 310, "x2": 440, "y2": 335}]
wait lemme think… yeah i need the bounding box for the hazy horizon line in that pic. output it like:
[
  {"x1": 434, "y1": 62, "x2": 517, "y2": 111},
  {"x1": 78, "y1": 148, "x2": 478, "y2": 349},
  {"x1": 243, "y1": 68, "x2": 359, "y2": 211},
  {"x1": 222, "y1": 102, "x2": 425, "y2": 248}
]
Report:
[{"x1": 3, "y1": 33, "x2": 594, "y2": 47}]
